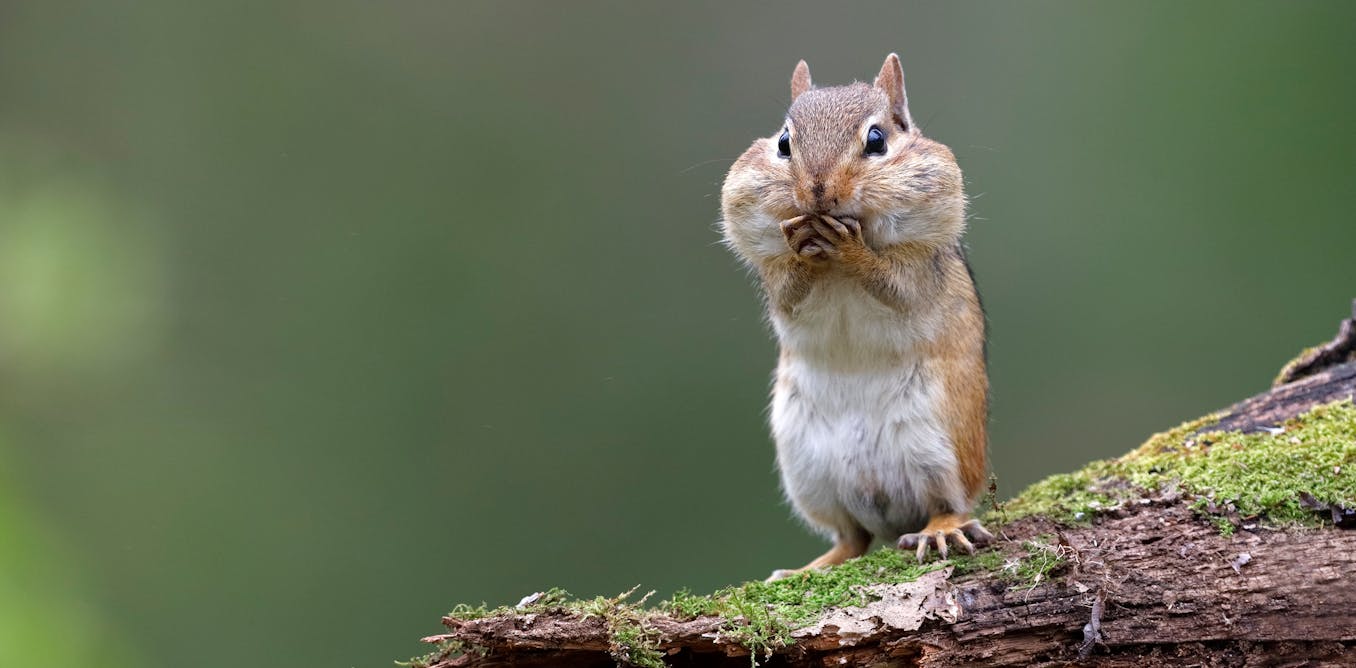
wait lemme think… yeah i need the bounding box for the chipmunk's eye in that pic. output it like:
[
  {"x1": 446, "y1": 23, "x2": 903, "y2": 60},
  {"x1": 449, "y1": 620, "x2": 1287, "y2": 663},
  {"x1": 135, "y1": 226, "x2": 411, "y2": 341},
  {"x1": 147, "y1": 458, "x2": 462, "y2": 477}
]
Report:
[
  {"x1": 864, "y1": 125, "x2": 887, "y2": 156},
  {"x1": 777, "y1": 129, "x2": 791, "y2": 159}
]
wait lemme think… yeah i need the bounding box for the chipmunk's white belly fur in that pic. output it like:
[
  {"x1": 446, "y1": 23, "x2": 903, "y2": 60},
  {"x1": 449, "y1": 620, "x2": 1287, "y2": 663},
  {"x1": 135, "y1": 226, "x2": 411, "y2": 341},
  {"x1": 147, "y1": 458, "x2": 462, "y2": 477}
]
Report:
[{"x1": 770, "y1": 277, "x2": 961, "y2": 542}]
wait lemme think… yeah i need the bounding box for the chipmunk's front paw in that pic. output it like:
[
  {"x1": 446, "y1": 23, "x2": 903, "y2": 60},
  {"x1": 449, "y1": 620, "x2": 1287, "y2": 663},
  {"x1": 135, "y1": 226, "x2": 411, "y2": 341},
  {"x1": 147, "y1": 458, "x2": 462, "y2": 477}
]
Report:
[
  {"x1": 807, "y1": 215, "x2": 866, "y2": 258},
  {"x1": 780, "y1": 215, "x2": 829, "y2": 261},
  {"x1": 897, "y1": 515, "x2": 994, "y2": 563}
]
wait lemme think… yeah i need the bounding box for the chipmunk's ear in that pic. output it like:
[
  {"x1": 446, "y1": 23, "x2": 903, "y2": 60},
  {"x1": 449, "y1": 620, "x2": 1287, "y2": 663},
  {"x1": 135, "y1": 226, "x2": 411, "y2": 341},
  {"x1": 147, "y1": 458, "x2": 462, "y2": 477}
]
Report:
[
  {"x1": 873, "y1": 53, "x2": 914, "y2": 130},
  {"x1": 790, "y1": 59, "x2": 812, "y2": 102}
]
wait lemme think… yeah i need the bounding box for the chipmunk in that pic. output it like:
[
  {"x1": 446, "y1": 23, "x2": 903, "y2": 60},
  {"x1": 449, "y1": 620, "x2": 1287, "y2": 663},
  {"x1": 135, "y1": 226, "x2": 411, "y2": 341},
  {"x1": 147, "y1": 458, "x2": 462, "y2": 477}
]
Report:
[{"x1": 720, "y1": 54, "x2": 992, "y2": 579}]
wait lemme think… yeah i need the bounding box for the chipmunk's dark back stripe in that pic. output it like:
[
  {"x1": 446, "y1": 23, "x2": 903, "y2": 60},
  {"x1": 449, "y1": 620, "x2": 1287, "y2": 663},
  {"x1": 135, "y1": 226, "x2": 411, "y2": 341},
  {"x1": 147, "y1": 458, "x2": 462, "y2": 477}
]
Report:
[{"x1": 955, "y1": 241, "x2": 987, "y2": 366}]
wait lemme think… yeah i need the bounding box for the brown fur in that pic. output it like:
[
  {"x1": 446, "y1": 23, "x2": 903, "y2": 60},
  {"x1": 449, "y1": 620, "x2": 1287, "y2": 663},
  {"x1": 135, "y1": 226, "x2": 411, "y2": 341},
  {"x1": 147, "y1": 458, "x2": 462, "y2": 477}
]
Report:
[
  {"x1": 720, "y1": 55, "x2": 991, "y2": 573},
  {"x1": 925, "y1": 245, "x2": 989, "y2": 506}
]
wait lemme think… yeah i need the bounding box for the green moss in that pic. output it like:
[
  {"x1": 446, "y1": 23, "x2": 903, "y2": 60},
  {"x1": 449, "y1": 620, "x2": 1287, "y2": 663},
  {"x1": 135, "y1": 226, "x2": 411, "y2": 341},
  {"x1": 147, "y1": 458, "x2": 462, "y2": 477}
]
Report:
[
  {"x1": 608, "y1": 618, "x2": 666, "y2": 668},
  {"x1": 663, "y1": 548, "x2": 944, "y2": 662},
  {"x1": 1130, "y1": 400, "x2": 1354, "y2": 523},
  {"x1": 949, "y1": 535, "x2": 1070, "y2": 587},
  {"x1": 443, "y1": 586, "x2": 571, "y2": 622},
  {"x1": 427, "y1": 547, "x2": 979, "y2": 666},
  {"x1": 948, "y1": 547, "x2": 1006, "y2": 577},
  {"x1": 1212, "y1": 515, "x2": 1236, "y2": 537},
  {"x1": 1006, "y1": 537, "x2": 1071, "y2": 585},
  {"x1": 999, "y1": 400, "x2": 1356, "y2": 529},
  {"x1": 568, "y1": 588, "x2": 666, "y2": 668},
  {"x1": 420, "y1": 544, "x2": 1014, "y2": 667},
  {"x1": 434, "y1": 587, "x2": 667, "y2": 668},
  {"x1": 445, "y1": 601, "x2": 491, "y2": 620},
  {"x1": 990, "y1": 469, "x2": 1113, "y2": 526}
]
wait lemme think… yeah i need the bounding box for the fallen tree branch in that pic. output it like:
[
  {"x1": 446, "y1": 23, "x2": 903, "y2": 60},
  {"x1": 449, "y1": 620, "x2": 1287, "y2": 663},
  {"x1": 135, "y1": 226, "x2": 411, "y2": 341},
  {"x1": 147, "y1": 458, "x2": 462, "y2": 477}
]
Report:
[{"x1": 415, "y1": 301, "x2": 1356, "y2": 667}]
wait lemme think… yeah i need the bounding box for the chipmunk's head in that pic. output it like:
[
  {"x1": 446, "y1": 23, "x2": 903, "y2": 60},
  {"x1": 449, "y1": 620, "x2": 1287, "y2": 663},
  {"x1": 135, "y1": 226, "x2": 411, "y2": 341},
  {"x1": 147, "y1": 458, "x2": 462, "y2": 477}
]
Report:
[
  {"x1": 775, "y1": 54, "x2": 964, "y2": 246},
  {"x1": 721, "y1": 54, "x2": 966, "y2": 260}
]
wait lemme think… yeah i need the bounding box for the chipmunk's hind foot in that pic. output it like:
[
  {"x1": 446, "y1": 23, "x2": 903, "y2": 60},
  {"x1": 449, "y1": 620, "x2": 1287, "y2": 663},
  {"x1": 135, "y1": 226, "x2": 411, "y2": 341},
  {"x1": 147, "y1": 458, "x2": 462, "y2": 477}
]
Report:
[
  {"x1": 766, "y1": 528, "x2": 870, "y2": 582},
  {"x1": 897, "y1": 515, "x2": 993, "y2": 563}
]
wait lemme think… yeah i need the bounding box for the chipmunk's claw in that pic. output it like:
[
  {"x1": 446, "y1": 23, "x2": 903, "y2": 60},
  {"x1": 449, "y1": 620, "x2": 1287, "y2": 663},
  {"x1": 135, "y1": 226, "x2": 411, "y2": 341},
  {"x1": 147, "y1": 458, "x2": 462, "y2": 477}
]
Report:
[
  {"x1": 897, "y1": 517, "x2": 993, "y2": 563},
  {"x1": 780, "y1": 215, "x2": 825, "y2": 257}
]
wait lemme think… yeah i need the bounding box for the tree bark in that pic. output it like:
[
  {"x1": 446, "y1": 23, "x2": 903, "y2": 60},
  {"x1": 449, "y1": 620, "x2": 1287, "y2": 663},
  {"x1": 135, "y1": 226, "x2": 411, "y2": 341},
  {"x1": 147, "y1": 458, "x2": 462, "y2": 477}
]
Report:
[{"x1": 420, "y1": 302, "x2": 1356, "y2": 667}]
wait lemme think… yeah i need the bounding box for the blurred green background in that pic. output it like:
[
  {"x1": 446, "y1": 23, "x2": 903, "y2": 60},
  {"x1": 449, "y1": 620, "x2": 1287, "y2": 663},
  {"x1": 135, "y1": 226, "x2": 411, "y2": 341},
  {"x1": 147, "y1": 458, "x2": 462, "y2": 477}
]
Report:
[{"x1": 1, "y1": 2, "x2": 1353, "y2": 667}]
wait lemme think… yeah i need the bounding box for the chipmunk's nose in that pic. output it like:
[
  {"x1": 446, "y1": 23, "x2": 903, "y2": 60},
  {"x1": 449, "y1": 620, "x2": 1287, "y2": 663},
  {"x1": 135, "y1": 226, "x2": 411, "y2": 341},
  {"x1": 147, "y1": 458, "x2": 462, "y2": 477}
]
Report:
[{"x1": 808, "y1": 179, "x2": 838, "y2": 212}]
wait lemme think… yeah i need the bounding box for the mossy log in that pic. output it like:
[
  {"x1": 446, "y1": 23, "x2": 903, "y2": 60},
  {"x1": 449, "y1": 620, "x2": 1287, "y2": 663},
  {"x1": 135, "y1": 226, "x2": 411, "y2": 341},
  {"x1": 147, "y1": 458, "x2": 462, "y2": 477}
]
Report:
[{"x1": 417, "y1": 301, "x2": 1356, "y2": 668}]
